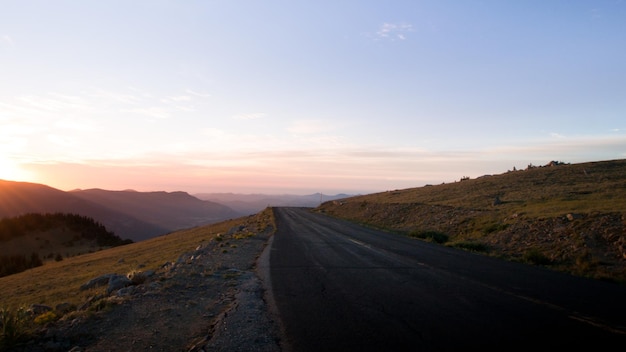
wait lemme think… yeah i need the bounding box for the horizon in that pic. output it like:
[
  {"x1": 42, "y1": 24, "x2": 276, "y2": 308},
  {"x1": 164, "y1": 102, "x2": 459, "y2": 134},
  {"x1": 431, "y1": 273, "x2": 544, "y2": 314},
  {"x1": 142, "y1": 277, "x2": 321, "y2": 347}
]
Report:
[
  {"x1": 2, "y1": 1, "x2": 625, "y2": 195},
  {"x1": 3, "y1": 157, "x2": 622, "y2": 197},
  {"x1": 0, "y1": 176, "x2": 360, "y2": 196}
]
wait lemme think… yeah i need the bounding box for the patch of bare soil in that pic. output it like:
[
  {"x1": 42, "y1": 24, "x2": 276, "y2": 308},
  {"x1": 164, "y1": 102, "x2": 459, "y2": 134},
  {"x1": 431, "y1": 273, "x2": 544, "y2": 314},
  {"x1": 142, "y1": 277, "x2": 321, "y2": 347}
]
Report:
[{"x1": 9, "y1": 227, "x2": 284, "y2": 352}]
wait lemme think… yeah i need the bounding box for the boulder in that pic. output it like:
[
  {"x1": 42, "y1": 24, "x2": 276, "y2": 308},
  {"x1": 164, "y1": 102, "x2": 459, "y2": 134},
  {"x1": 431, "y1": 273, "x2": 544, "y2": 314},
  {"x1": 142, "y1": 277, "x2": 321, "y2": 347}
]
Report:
[
  {"x1": 106, "y1": 274, "x2": 132, "y2": 295},
  {"x1": 80, "y1": 273, "x2": 116, "y2": 291}
]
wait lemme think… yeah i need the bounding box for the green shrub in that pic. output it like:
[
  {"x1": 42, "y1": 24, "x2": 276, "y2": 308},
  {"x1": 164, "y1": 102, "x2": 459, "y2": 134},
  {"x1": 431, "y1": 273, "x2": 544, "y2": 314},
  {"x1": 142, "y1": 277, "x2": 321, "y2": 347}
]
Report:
[
  {"x1": 573, "y1": 250, "x2": 597, "y2": 274},
  {"x1": 483, "y1": 223, "x2": 509, "y2": 234},
  {"x1": 452, "y1": 241, "x2": 489, "y2": 253},
  {"x1": 88, "y1": 298, "x2": 115, "y2": 313},
  {"x1": 34, "y1": 311, "x2": 58, "y2": 325},
  {"x1": 523, "y1": 249, "x2": 551, "y2": 265},
  {"x1": 0, "y1": 306, "x2": 32, "y2": 348},
  {"x1": 408, "y1": 230, "x2": 449, "y2": 244}
]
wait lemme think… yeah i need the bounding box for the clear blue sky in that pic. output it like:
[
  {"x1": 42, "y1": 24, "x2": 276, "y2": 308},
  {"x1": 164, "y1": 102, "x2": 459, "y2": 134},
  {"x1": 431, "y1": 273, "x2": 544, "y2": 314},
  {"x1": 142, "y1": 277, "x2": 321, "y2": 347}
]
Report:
[{"x1": 1, "y1": 1, "x2": 624, "y2": 195}]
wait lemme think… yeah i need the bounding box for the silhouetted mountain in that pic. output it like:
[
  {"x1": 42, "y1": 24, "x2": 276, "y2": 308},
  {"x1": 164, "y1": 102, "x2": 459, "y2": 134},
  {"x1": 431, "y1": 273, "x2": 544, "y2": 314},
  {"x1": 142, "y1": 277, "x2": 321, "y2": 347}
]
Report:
[
  {"x1": 70, "y1": 188, "x2": 241, "y2": 231},
  {"x1": 193, "y1": 192, "x2": 354, "y2": 215},
  {"x1": 0, "y1": 180, "x2": 166, "y2": 242},
  {"x1": 0, "y1": 180, "x2": 347, "y2": 242}
]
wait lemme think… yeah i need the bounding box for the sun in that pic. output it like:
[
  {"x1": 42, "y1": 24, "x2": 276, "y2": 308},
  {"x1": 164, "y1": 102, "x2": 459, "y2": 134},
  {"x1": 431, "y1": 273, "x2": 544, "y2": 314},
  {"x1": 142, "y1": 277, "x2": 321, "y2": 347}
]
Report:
[{"x1": 0, "y1": 158, "x2": 33, "y2": 181}]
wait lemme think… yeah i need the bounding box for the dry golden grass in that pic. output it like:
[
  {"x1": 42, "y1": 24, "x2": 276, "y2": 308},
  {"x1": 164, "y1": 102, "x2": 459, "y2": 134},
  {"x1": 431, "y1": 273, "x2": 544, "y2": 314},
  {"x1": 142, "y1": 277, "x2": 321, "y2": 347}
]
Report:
[
  {"x1": 342, "y1": 159, "x2": 626, "y2": 217},
  {"x1": 319, "y1": 159, "x2": 626, "y2": 283},
  {"x1": 0, "y1": 215, "x2": 253, "y2": 310}
]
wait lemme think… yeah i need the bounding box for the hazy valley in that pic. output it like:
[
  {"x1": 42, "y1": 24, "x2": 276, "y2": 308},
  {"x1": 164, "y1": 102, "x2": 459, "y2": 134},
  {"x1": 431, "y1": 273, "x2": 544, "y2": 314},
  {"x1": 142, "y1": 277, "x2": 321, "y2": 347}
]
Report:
[
  {"x1": 0, "y1": 180, "x2": 352, "y2": 243},
  {"x1": 0, "y1": 158, "x2": 624, "y2": 350}
]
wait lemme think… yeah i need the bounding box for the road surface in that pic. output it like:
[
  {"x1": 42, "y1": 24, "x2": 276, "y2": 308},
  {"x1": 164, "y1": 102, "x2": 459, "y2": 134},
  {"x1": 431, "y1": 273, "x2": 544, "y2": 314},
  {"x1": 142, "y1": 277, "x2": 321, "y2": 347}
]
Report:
[{"x1": 268, "y1": 207, "x2": 626, "y2": 351}]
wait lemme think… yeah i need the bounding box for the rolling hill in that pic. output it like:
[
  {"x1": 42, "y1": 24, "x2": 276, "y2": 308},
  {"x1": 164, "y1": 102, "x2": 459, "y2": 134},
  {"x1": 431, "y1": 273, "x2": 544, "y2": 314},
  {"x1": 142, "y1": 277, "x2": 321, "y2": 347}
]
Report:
[
  {"x1": 0, "y1": 159, "x2": 624, "y2": 350},
  {"x1": 194, "y1": 192, "x2": 354, "y2": 215},
  {"x1": 0, "y1": 181, "x2": 241, "y2": 242},
  {"x1": 0, "y1": 180, "x2": 165, "y2": 242},
  {"x1": 70, "y1": 188, "x2": 240, "y2": 232},
  {"x1": 317, "y1": 159, "x2": 626, "y2": 283}
]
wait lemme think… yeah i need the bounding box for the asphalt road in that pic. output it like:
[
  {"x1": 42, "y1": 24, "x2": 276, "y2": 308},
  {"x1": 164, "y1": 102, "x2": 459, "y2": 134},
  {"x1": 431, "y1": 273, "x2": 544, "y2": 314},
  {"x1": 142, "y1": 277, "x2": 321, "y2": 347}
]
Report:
[{"x1": 268, "y1": 207, "x2": 626, "y2": 351}]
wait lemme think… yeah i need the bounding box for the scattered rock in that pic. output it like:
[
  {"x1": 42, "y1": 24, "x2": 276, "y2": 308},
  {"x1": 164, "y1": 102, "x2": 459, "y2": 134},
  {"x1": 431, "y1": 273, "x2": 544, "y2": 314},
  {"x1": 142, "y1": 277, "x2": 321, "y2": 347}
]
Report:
[
  {"x1": 566, "y1": 213, "x2": 583, "y2": 221},
  {"x1": 228, "y1": 225, "x2": 246, "y2": 235},
  {"x1": 28, "y1": 304, "x2": 53, "y2": 316},
  {"x1": 126, "y1": 270, "x2": 154, "y2": 285},
  {"x1": 80, "y1": 273, "x2": 116, "y2": 291},
  {"x1": 115, "y1": 285, "x2": 136, "y2": 297},
  {"x1": 106, "y1": 275, "x2": 131, "y2": 295}
]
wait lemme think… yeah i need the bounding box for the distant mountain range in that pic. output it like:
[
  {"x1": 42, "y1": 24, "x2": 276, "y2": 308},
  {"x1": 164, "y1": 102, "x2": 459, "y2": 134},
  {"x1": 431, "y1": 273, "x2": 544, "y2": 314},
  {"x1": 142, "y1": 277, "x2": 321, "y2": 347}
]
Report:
[
  {"x1": 69, "y1": 188, "x2": 237, "y2": 234},
  {"x1": 0, "y1": 179, "x2": 355, "y2": 242},
  {"x1": 0, "y1": 180, "x2": 238, "y2": 242},
  {"x1": 193, "y1": 192, "x2": 355, "y2": 215}
]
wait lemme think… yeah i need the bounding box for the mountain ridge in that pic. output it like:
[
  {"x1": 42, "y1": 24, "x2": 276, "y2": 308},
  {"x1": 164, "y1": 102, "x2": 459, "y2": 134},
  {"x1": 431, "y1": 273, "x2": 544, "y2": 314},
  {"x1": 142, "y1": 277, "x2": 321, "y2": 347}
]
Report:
[
  {"x1": 194, "y1": 192, "x2": 355, "y2": 215},
  {"x1": 70, "y1": 188, "x2": 239, "y2": 232},
  {"x1": 0, "y1": 180, "x2": 166, "y2": 242},
  {"x1": 0, "y1": 180, "x2": 356, "y2": 242},
  {"x1": 0, "y1": 181, "x2": 241, "y2": 242}
]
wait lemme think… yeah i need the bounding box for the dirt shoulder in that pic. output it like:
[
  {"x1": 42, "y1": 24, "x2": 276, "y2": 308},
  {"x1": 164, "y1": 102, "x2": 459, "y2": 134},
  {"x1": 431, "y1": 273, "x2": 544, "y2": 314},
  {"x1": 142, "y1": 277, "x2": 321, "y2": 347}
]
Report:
[{"x1": 9, "y1": 226, "x2": 285, "y2": 352}]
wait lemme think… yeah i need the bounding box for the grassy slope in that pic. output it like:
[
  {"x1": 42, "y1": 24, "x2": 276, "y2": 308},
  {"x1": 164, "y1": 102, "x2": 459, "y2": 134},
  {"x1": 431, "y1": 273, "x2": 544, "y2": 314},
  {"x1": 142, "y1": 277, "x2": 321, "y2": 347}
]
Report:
[
  {"x1": 1, "y1": 160, "x2": 624, "y2": 312},
  {"x1": 317, "y1": 159, "x2": 626, "y2": 284},
  {"x1": 0, "y1": 210, "x2": 274, "y2": 310}
]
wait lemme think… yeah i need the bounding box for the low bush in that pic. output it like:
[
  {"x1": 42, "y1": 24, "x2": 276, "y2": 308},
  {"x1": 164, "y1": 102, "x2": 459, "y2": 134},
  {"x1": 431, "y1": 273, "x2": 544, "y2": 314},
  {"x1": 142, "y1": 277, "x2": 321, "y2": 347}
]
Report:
[
  {"x1": 523, "y1": 249, "x2": 551, "y2": 265},
  {"x1": 452, "y1": 241, "x2": 489, "y2": 253},
  {"x1": 408, "y1": 230, "x2": 449, "y2": 244},
  {"x1": 34, "y1": 311, "x2": 58, "y2": 325},
  {"x1": 483, "y1": 223, "x2": 509, "y2": 234},
  {"x1": 0, "y1": 306, "x2": 32, "y2": 349}
]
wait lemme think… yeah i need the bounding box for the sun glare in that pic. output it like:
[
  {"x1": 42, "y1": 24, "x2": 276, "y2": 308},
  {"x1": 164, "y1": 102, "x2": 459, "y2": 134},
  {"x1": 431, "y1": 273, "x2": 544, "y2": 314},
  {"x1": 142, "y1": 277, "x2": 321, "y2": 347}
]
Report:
[{"x1": 0, "y1": 158, "x2": 32, "y2": 182}]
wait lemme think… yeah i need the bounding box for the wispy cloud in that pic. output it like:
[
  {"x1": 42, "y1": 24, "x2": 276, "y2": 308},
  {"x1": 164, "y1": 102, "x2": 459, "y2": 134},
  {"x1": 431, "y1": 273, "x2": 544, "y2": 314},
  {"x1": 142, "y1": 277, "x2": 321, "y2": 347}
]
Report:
[
  {"x1": 550, "y1": 132, "x2": 566, "y2": 138},
  {"x1": 89, "y1": 89, "x2": 143, "y2": 104},
  {"x1": 162, "y1": 95, "x2": 192, "y2": 103},
  {"x1": 186, "y1": 89, "x2": 211, "y2": 98},
  {"x1": 590, "y1": 8, "x2": 602, "y2": 20},
  {"x1": 287, "y1": 119, "x2": 330, "y2": 134},
  {"x1": 232, "y1": 113, "x2": 267, "y2": 120},
  {"x1": 54, "y1": 117, "x2": 97, "y2": 131},
  {"x1": 122, "y1": 107, "x2": 171, "y2": 119},
  {"x1": 375, "y1": 23, "x2": 414, "y2": 41},
  {"x1": 15, "y1": 94, "x2": 92, "y2": 113},
  {"x1": 0, "y1": 34, "x2": 14, "y2": 48},
  {"x1": 47, "y1": 134, "x2": 76, "y2": 147}
]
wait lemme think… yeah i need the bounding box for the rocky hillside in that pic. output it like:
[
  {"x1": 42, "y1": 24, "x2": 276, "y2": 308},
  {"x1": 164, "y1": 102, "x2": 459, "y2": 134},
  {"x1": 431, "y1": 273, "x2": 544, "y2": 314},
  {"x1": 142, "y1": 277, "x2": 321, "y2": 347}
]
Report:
[{"x1": 317, "y1": 159, "x2": 626, "y2": 284}]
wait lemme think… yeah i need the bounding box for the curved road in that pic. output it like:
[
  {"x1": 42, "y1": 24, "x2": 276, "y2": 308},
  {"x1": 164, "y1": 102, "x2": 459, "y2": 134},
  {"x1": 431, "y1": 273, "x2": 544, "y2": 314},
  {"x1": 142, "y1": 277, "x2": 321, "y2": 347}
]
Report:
[{"x1": 267, "y1": 207, "x2": 626, "y2": 351}]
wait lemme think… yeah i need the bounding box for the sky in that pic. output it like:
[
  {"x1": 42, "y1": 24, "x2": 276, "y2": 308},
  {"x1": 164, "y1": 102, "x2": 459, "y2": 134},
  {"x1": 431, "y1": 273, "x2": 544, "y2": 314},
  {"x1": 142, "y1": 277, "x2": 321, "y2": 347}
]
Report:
[{"x1": 1, "y1": 1, "x2": 625, "y2": 195}]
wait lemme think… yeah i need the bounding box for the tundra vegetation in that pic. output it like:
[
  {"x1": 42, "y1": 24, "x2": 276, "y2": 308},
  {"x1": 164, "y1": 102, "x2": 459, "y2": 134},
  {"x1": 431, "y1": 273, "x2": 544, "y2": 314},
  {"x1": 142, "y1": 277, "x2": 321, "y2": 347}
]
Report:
[
  {"x1": 0, "y1": 208, "x2": 275, "y2": 349},
  {"x1": 318, "y1": 159, "x2": 626, "y2": 284},
  {"x1": 1, "y1": 160, "x2": 625, "y2": 348}
]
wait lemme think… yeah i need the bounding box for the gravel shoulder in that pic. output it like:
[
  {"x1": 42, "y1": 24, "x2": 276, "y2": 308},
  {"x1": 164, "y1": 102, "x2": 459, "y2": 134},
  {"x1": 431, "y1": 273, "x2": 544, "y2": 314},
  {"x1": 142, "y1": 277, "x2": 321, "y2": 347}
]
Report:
[{"x1": 10, "y1": 226, "x2": 286, "y2": 352}]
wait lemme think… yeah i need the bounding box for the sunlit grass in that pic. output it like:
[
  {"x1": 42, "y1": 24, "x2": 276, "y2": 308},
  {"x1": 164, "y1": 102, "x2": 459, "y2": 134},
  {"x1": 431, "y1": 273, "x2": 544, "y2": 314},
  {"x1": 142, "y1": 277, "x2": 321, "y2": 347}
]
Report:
[
  {"x1": 318, "y1": 159, "x2": 626, "y2": 283},
  {"x1": 0, "y1": 214, "x2": 258, "y2": 310}
]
